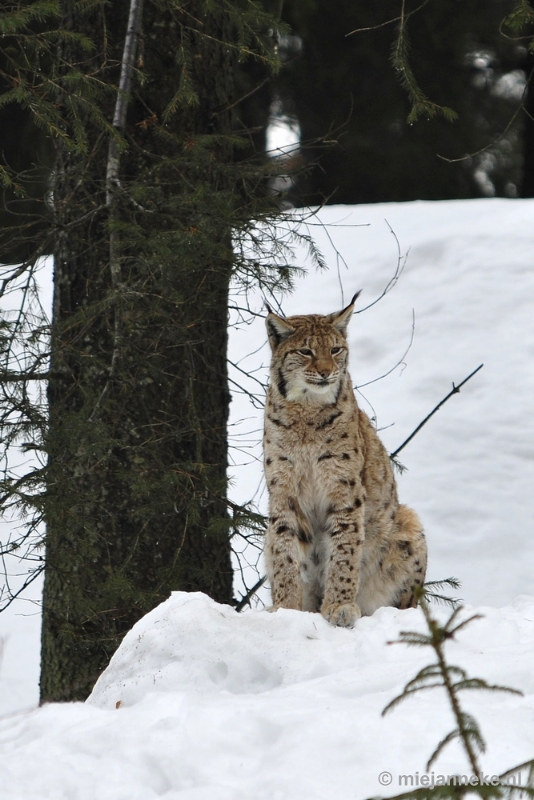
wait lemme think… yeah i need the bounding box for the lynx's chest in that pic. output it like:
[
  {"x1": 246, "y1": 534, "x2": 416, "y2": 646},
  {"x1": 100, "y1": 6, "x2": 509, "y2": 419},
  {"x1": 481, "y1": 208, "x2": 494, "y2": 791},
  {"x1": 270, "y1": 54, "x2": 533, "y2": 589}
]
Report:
[
  {"x1": 263, "y1": 392, "x2": 366, "y2": 541},
  {"x1": 265, "y1": 391, "x2": 350, "y2": 442},
  {"x1": 264, "y1": 387, "x2": 364, "y2": 473}
]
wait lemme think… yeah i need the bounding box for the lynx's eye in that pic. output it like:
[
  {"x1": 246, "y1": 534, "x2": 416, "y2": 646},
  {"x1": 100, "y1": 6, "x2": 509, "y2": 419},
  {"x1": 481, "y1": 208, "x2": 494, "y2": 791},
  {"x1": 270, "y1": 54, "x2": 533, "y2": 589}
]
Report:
[
  {"x1": 331, "y1": 346, "x2": 342, "y2": 355},
  {"x1": 297, "y1": 348, "x2": 313, "y2": 357}
]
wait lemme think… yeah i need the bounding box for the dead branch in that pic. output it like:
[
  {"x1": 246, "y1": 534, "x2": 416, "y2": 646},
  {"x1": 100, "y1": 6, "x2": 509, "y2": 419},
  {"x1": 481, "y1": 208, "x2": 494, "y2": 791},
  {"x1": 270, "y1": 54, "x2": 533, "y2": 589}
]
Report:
[
  {"x1": 89, "y1": 0, "x2": 144, "y2": 423},
  {"x1": 235, "y1": 575, "x2": 267, "y2": 612},
  {"x1": 390, "y1": 363, "x2": 484, "y2": 459}
]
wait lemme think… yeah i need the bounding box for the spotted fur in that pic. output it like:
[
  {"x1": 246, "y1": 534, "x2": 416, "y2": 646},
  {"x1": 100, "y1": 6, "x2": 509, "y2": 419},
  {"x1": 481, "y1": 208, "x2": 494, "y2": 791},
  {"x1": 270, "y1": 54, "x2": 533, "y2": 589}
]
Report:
[{"x1": 263, "y1": 295, "x2": 427, "y2": 627}]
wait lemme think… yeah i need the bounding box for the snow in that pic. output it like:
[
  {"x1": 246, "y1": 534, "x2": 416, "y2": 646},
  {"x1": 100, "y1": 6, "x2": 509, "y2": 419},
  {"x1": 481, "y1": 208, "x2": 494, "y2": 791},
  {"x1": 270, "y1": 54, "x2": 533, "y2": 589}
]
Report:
[
  {"x1": 2, "y1": 592, "x2": 534, "y2": 799},
  {"x1": 1, "y1": 197, "x2": 534, "y2": 796}
]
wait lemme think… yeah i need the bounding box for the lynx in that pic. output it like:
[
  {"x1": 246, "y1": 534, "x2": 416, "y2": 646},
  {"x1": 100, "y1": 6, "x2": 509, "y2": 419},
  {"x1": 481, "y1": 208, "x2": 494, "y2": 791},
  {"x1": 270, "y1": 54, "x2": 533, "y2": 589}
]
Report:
[{"x1": 263, "y1": 293, "x2": 427, "y2": 627}]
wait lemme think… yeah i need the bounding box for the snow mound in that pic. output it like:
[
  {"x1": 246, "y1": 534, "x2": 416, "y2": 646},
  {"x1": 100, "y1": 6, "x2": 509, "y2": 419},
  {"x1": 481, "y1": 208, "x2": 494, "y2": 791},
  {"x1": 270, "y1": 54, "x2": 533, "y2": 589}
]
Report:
[
  {"x1": 2, "y1": 592, "x2": 534, "y2": 799},
  {"x1": 88, "y1": 590, "x2": 426, "y2": 708}
]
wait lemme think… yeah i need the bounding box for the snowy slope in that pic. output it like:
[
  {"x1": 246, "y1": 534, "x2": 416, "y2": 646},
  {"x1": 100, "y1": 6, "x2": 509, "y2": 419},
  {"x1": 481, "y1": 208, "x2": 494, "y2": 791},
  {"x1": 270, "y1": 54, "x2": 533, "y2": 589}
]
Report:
[{"x1": 1, "y1": 591, "x2": 534, "y2": 799}]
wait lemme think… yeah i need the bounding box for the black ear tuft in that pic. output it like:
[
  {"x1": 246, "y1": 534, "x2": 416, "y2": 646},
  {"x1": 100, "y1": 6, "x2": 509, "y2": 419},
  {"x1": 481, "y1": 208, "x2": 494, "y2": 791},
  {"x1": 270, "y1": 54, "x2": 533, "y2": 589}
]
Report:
[
  {"x1": 326, "y1": 290, "x2": 362, "y2": 336},
  {"x1": 265, "y1": 310, "x2": 295, "y2": 350}
]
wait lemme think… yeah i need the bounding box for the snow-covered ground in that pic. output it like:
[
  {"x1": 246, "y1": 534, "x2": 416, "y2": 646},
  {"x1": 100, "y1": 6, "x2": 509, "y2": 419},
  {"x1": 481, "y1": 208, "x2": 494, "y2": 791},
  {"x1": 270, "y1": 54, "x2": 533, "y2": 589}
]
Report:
[
  {"x1": 1, "y1": 198, "x2": 533, "y2": 797},
  {"x1": 2, "y1": 591, "x2": 534, "y2": 799}
]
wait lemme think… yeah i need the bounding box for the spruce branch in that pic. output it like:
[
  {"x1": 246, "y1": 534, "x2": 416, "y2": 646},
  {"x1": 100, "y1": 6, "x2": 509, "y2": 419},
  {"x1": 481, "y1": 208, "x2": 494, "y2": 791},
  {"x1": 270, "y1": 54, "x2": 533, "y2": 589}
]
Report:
[
  {"x1": 383, "y1": 589, "x2": 524, "y2": 780},
  {"x1": 424, "y1": 578, "x2": 462, "y2": 608},
  {"x1": 391, "y1": 0, "x2": 458, "y2": 124},
  {"x1": 504, "y1": 0, "x2": 534, "y2": 32}
]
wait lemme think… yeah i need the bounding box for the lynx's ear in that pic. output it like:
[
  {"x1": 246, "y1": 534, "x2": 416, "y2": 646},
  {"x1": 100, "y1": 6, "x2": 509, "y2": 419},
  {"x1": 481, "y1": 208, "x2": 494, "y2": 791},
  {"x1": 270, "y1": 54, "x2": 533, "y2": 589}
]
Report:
[
  {"x1": 265, "y1": 305, "x2": 295, "y2": 349},
  {"x1": 326, "y1": 290, "x2": 361, "y2": 337}
]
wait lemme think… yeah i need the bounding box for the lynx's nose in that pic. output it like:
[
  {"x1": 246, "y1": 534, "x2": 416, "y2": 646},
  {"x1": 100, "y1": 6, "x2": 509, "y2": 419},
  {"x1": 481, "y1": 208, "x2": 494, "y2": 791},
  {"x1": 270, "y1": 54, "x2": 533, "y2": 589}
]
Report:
[{"x1": 315, "y1": 359, "x2": 333, "y2": 378}]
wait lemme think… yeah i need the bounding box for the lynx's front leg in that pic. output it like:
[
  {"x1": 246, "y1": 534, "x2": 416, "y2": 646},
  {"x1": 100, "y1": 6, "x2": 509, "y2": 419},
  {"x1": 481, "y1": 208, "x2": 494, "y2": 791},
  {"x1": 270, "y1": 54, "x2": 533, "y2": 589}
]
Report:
[
  {"x1": 264, "y1": 492, "x2": 310, "y2": 611},
  {"x1": 320, "y1": 491, "x2": 365, "y2": 627}
]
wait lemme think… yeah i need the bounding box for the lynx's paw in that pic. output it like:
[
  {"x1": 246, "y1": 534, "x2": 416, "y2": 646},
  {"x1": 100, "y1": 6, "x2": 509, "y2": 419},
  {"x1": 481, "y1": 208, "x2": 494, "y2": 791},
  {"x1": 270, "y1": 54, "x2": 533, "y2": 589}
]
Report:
[{"x1": 322, "y1": 602, "x2": 361, "y2": 628}]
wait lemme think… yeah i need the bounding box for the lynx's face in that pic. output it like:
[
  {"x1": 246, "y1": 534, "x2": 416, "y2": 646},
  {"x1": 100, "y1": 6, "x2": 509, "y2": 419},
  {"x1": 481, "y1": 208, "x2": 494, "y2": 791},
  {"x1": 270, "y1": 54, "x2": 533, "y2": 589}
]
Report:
[
  {"x1": 265, "y1": 294, "x2": 360, "y2": 405},
  {"x1": 277, "y1": 327, "x2": 348, "y2": 403}
]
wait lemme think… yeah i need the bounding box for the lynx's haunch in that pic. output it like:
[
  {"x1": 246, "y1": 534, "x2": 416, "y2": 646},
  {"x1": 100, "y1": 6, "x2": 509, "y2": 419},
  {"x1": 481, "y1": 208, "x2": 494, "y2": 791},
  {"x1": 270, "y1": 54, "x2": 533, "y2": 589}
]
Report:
[{"x1": 263, "y1": 294, "x2": 427, "y2": 628}]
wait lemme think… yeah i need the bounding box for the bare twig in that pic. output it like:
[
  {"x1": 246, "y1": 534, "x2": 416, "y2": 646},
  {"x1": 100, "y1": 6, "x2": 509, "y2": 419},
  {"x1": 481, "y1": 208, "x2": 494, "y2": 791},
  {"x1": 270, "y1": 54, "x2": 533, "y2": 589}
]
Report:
[
  {"x1": 0, "y1": 566, "x2": 44, "y2": 613},
  {"x1": 356, "y1": 220, "x2": 408, "y2": 314},
  {"x1": 235, "y1": 575, "x2": 267, "y2": 612},
  {"x1": 345, "y1": 0, "x2": 431, "y2": 37},
  {"x1": 437, "y1": 82, "x2": 529, "y2": 164},
  {"x1": 357, "y1": 309, "x2": 415, "y2": 389},
  {"x1": 0, "y1": 371, "x2": 50, "y2": 382},
  {"x1": 390, "y1": 364, "x2": 484, "y2": 459}
]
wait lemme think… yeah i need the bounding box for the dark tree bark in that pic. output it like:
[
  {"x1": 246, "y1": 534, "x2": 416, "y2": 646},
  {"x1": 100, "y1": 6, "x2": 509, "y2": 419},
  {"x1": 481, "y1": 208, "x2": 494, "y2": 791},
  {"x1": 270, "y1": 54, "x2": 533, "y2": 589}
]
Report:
[
  {"x1": 520, "y1": 50, "x2": 534, "y2": 197},
  {"x1": 40, "y1": 0, "x2": 245, "y2": 702}
]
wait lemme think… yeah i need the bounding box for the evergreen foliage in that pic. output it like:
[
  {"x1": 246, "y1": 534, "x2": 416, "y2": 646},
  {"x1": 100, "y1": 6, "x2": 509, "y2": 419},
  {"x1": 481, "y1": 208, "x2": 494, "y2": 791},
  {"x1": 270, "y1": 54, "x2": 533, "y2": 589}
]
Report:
[
  {"x1": 389, "y1": 1, "x2": 457, "y2": 125},
  {"x1": 505, "y1": 0, "x2": 534, "y2": 34}
]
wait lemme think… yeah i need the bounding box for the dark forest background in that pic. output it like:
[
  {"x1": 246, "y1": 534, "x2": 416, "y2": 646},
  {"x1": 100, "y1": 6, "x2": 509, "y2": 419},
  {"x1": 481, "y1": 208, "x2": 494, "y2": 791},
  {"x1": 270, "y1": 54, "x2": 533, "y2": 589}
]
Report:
[{"x1": 2, "y1": 0, "x2": 533, "y2": 258}]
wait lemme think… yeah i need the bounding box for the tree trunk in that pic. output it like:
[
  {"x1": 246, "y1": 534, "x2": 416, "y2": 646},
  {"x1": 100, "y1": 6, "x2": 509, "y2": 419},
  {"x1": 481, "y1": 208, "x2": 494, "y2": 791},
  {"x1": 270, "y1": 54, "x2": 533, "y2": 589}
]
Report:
[
  {"x1": 40, "y1": 0, "x2": 240, "y2": 702},
  {"x1": 520, "y1": 50, "x2": 534, "y2": 198}
]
